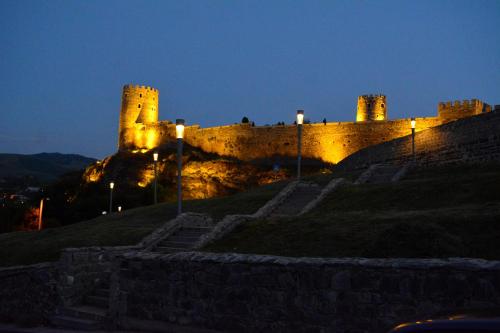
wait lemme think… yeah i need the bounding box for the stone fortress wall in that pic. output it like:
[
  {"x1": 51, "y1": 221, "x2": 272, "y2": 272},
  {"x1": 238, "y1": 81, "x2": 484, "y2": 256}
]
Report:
[{"x1": 117, "y1": 84, "x2": 492, "y2": 164}]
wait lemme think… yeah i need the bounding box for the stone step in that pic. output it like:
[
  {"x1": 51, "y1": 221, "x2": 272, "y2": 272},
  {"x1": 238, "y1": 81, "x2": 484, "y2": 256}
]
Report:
[
  {"x1": 60, "y1": 305, "x2": 107, "y2": 321},
  {"x1": 155, "y1": 246, "x2": 186, "y2": 253},
  {"x1": 85, "y1": 295, "x2": 108, "y2": 309},
  {"x1": 158, "y1": 240, "x2": 195, "y2": 249},
  {"x1": 270, "y1": 185, "x2": 321, "y2": 216},
  {"x1": 168, "y1": 235, "x2": 202, "y2": 243},
  {"x1": 51, "y1": 315, "x2": 101, "y2": 331},
  {"x1": 175, "y1": 227, "x2": 212, "y2": 233},
  {"x1": 93, "y1": 288, "x2": 110, "y2": 298}
]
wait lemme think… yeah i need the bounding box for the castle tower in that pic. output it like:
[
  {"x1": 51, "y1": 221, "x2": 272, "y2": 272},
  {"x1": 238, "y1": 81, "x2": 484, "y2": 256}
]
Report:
[
  {"x1": 356, "y1": 94, "x2": 387, "y2": 122},
  {"x1": 118, "y1": 84, "x2": 159, "y2": 150}
]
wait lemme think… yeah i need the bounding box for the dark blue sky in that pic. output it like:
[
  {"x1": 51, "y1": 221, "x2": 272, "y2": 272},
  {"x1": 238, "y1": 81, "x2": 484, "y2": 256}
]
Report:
[{"x1": 1, "y1": 0, "x2": 499, "y2": 159}]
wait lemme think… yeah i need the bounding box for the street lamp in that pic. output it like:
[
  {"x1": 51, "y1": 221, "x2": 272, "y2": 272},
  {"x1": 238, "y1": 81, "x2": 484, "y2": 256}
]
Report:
[
  {"x1": 411, "y1": 118, "x2": 416, "y2": 162},
  {"x1": 153, "y1": 152, "x2": 159, "y2": 204},
  {"x1": 176, "y1": 119, "x2": 185, "y2": 216},
  {"x1": 296, "y1": 110, "x2": 304, "y2": 180},
  {"x1": 109, "y1": 182, "x2": 114, "y2": 213}
]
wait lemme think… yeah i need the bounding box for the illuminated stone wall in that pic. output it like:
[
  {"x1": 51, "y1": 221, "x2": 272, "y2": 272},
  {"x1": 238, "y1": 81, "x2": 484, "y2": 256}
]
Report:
[
  {"x1": 118, "y1": 85, "x2": 159, "y2": 149},
  {"x1": 356, "y1": 94, "x2": 387, "y2": 121},
  {"x1": 117, "y1": 85, "x2": 491, "y2": 164},
  {"x1": 149, "y1": 117, "x2": 444, "y2": 164}
]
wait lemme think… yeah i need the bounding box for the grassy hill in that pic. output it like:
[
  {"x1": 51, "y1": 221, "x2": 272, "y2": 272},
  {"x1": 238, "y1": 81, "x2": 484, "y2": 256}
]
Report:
[
  {"x1": 0, "y1": 153, "x2": 96, "y2": 182},
  {"x1": 0, "y1": 181, "x2": 286, "y2": 266},
  {"x1": 205, "y1": 163, "x2": 500, "y2": 259},
  {"x1": 1, "y1": 162, "x2": 499, "y2": 267}
]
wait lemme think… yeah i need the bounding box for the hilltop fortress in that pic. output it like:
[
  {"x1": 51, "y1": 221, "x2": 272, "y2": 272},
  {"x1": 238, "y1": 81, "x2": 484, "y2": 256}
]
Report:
[{"x1": 118, "y1": 84, "x2": 493, "y2": 164}]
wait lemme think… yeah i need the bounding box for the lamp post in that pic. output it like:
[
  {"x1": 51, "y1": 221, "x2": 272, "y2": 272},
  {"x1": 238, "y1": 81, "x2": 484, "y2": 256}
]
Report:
[
  {"x1": 109, "y1": 182, "x2": 114, "y2": 213},
  {"x1": 38, "y1": 198, "x2": 44, "y2": 231},
  {"x1": 411, "y1": 118, "x2": 416, "y2": 162},
  {"x1": 153, "y1": 152, "x2": 158, "y2": 204},
  {"x1": 296, "y1": 110, "x2": 304, "y2": 180},
  {"x1": 176, "y1": 119, "x2": 185, "y2": 216}
]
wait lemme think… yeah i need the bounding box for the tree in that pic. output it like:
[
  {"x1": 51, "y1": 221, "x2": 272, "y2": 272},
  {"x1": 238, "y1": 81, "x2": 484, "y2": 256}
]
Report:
[{"x1": 241, "y1": 116, "x2": 249, "y2": 123}]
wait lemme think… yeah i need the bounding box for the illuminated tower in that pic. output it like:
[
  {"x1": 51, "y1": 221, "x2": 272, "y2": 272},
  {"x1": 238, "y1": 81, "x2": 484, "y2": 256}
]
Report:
[
  {"x1": 356, "y1": 94, "x2": 387, "y2": 121},
  {"x1": 118, "y1": 84, "x2": 159, "y2": 150}
]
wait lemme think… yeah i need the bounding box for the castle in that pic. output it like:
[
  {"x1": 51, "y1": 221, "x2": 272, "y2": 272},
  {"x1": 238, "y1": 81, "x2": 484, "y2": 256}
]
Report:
[{"x1": 118, "y1": 84, "x2": 492, "y2": 164}]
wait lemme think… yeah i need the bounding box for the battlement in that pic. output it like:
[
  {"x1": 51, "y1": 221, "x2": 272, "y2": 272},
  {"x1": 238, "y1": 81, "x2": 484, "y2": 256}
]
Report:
[
  {"x1": 438, "y1": 99, "x2": 491, "y2": 120},
  {"x1": 123, "y1": 84, "x2": 158, "y2": 93},
  {"x1": 356, "y1": 94, "x2": 387, "y2": 121}
]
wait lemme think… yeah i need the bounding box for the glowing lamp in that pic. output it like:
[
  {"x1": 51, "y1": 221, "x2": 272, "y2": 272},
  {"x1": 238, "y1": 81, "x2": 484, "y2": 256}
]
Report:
[
  {"x1": 153, "y1": 152, "x2": 159, "y2": 161},
  {"x1": 296, "y1": 110, "x2": 304, "y2": 125},
  {"x1": 118, "y1": 206, "x2": 122, "y2": 212},
  {"x1": 176, "y1": 119, "x2": 185, "y2": 139},
  {"x1": 411, "y1": 118, "x2": 416, "y2": 129},
  {"x1": 109, "y1": 182, "x2": 115, "y2": 189}
]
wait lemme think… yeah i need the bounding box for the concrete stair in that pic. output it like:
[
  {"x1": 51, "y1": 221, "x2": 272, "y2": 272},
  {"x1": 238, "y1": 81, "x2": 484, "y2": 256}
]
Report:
[
  {"x1": 154, "y1": 226, "x2": 214, "y2": 254},
  {"x1": 51, "y1": 283, "x2": 109, "y2": 331},
  {"x1": 364, "y1": 164, "x2": 402, "y2": 184},
  {"x1": 270, "y1": 182, "x2": 321, "y2": 217}
]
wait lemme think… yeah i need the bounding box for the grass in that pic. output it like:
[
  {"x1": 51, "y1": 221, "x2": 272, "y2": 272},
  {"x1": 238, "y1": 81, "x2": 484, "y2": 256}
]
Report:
[
  {"x1": 3, "y1": 163, "x2": 499, "y2": 266},
  {"x1": 204, "y1": 163, "x2": 500, "y2": 259},
  {"x1": 0, "y1": 180, "x2": 287, "y2": 267}
]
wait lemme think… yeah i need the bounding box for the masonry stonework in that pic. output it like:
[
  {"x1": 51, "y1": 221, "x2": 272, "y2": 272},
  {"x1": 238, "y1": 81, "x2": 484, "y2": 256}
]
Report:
[
  {"x1": 118, "y1": 252, "x2": 500, "y2": 333},
  {"x1": 117, "y1": 84, "x2": 492, "y2": 164}
]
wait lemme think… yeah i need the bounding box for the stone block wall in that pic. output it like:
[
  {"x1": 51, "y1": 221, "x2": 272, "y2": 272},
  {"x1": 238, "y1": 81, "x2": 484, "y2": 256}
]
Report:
[
  {"x1": 338, "y1": 109, "x2": 500, "y2": 170},
  {"x1": 129, "y1": 117, "x2": 444, "y2": 164},
  {"x1": 118, "y1": 252, "x2": 500, "y2": 333},
  {"x1": 438, "y1": 99, "x2": 490, "y2": 121},
  {"x1": 57, "y1": 246, "x2": 136, "y2": 307},
  {"x1": 0, "y1": 263, "x2": 57, "y2": 325}
]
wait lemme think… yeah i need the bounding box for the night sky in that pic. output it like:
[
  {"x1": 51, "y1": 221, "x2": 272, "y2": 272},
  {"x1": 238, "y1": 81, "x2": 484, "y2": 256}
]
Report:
[{"x1": 1, "y1": 0, "x2": 499, "y2": 159}]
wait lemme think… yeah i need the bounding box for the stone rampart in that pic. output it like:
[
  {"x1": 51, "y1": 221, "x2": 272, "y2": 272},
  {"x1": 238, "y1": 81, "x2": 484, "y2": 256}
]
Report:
[
  {"x1": 438, "y1": 99, "x2": 491, "y2": 120},
  {"x1": 0, "y1": 262, "x2": 57, "y2": 325},
  {"x1": 338, "y1": 109, "x2": 500, "y2": 170},
  {"x1": 118, "y1": 251, "x2": 500, "y2": 333},
  {"x1": 120, "y1": 117, "x2": 444, "y2": 164}
]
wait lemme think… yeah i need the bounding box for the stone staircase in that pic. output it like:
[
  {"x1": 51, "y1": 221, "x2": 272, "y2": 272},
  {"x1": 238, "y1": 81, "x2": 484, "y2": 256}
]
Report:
[
  {"x1": 153, "y1": 226, "x2": 214, "y2": 254},
  {"x1": 51, "y1": 282, "x2": 109, "y2": 330},
  {"x1": 269, "y1": 182, "x2": 322, "y2": 217},
  {"x1": 355, "y1": 163, "x2": 409, "y2": 184}
]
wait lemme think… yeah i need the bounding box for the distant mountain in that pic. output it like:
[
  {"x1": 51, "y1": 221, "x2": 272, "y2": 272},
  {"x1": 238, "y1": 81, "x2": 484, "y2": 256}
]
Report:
[{"x1": 0, "y1": 153, "x2": 96, "y2": 182}]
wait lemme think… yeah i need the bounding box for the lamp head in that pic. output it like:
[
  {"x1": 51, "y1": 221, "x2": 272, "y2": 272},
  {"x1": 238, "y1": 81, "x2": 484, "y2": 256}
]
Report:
[
  {"x1": 176, "y1": 119, "x2": 185, "y2": 139},
  {"x1": 153, "y1": 152, "x2": 159, "y2": 161},
  {"x1": 296, "y1": 110, "x2": 304, "y2": 125},
  {"x1": 411, "y1": 117, "x2": 416, "y2": 129},
  {"x1": 109, "y1": 182, "x2": 114, "y2": 189}
]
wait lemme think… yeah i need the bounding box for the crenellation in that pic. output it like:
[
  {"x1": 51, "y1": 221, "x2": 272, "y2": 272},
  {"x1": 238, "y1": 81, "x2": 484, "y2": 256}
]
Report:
[{"x1": 117, "y1": 84, "x2": 494, "y2": 164}]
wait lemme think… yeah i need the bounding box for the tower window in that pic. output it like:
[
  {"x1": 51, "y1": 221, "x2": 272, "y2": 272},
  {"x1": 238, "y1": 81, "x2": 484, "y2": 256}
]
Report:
[
  {"x1": 138, "y1": 104, "x2": 141, "y2": 108},
  {"x1": 381, "y1": 103, "x2": 385, "y2": 108},
  {"x1": 139, "y1": 94, "x2": 142, "y2": 98}
]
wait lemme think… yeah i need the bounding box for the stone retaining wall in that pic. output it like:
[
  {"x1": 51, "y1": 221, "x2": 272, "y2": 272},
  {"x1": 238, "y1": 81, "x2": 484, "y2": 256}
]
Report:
[
  {"x1": 58, "y1": 246, "x2": 135, "y2": 307},
  {"x1": 0, "y1": 262, "x2": 57, "y2": 326},
  {"x1": 118, "y1": 252, "x2": 500, "y2": 333}
]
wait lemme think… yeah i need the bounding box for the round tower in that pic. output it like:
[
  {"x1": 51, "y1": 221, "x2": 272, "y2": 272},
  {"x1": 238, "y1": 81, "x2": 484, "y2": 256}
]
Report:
[
  {"x1": 356, "y1": 94, "x2": 387, "y2": 121},
  {"x1": 118, "y1": 84, "x2": 159, "y2": 149}
]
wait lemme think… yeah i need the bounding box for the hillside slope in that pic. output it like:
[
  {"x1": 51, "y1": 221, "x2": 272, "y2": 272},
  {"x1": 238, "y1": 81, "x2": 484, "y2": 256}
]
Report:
[
  {"x1": 205, "y1": 163, "x2": 500, "y2": 259},
  {"x1": 0, "y1": 153, "x2": 96, "y2": 182}
]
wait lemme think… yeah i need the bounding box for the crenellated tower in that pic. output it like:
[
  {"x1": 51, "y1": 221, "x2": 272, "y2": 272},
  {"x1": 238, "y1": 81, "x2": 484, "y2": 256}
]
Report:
[
  {"x1": 118, "y1": 84, "x2": 159, "y2": 150},
  {"x1": 356, "y1": 94, "x2": 387, "y2": 122},
  {"x1": 438, "y1": 99, "x2": 491, "y2": 121}
]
